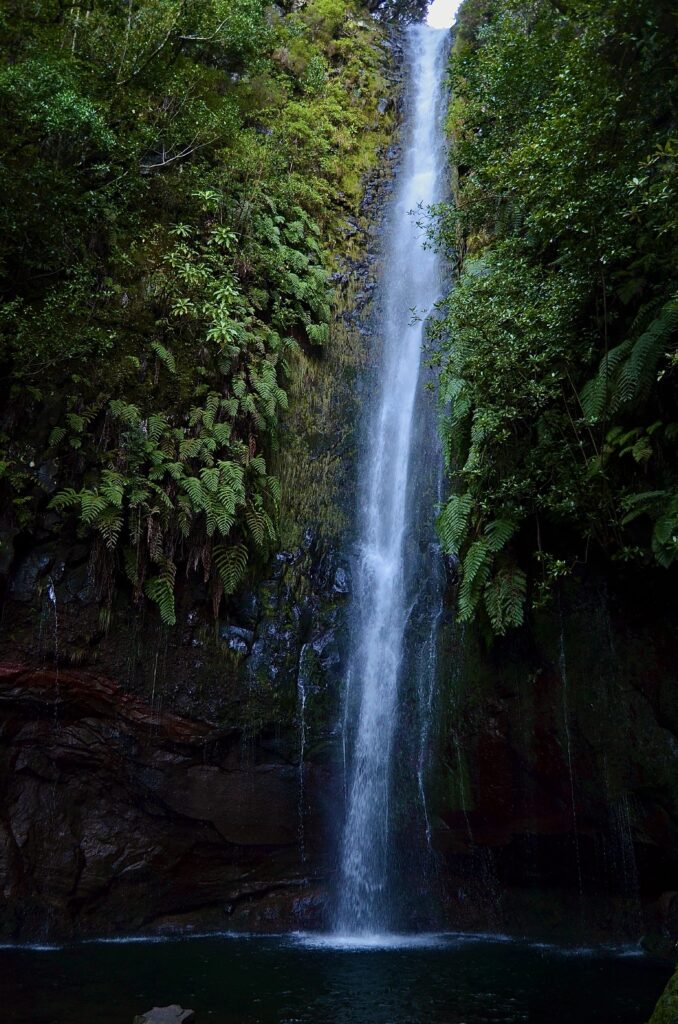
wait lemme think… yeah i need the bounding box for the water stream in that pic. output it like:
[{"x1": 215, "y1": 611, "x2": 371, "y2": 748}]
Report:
[{"x1": 336, "y1": 23, "x2": 449, "y2": 936}]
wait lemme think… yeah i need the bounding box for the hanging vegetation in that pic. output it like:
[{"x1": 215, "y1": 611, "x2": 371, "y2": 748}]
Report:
[{"x1": 435, "y1": 0, "x2": 677, "y2": 633}]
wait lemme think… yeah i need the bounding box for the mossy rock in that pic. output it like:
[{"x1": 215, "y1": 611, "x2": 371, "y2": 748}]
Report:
[{"x1": 648, "y1": 967, "x2": 678, "y2": 1024}]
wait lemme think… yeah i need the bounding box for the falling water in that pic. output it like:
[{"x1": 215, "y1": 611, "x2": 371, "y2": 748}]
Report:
[{"x1": 335, "y1": 24, "x2": 449, "y2": 936}]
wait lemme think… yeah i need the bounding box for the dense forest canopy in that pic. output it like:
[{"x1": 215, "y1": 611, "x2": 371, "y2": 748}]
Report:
[
  {"x1": 436, "y1": 0, "x2": 677, "y2": 634},
  {"x1": 0, "y1": 0, "x2": 391, "y2": 626}
]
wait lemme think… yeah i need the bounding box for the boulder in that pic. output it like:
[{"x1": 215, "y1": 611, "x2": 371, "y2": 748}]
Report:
[
  {"x1": 647, "y1": 967, "x2": 678, "y2": 1024},
  {"x1": 133, "y1": 1007, "x2": 195, "y2": 1024}
]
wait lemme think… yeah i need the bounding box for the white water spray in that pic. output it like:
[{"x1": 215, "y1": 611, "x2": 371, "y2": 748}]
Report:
[{"x1": 335, "y1": 24, "x2": 449, "y2": 936}]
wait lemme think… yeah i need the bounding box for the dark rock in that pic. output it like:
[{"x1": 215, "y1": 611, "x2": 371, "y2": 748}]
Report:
[
  {"x1": 133, "y1": 1007, "x2": 195, "y2": 1024},
  {"x1": 9, "y1": 551, "x2": 53, "y2": 601},
  {"x1": 332, "y1": 567, "x2": 350, "y2": 594},
  {"x1": 0, "y1": 528, "x2": 19, "y2": 576},
  {"x1": 0, "y1": 663, "x2": 328, "y2": 940},
  {"x1": 219, "y1": 625, "x2": 254, "y2": 653}
]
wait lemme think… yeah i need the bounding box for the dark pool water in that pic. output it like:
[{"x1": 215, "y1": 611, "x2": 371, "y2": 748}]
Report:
[{"x1": 0, "y1": 932, "x2": 670, "y2": 1024}]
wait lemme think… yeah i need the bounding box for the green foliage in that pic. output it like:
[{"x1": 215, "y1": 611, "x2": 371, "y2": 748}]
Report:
[
  {"x1": 0, "y1": 0, "x2": 390, "y2": 624},
  {"x1": 581, "y1": 296, "x2": 678, "y2": 418},
  {"x1": 436, "y1": 0, "x2": 677, "y2": 632}
]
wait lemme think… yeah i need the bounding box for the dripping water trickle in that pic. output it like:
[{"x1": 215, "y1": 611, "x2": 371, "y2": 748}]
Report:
[
  {"x1": 297, "y1": 644, "x2": 309, "y2": 864},
  {"x1": 558, "y1": 603, "x2": 584, "y2": 916}
]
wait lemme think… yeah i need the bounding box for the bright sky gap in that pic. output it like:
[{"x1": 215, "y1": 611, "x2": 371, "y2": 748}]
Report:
[{"x1": 426, "y1": 0, "x2": 462, "y2": 29}]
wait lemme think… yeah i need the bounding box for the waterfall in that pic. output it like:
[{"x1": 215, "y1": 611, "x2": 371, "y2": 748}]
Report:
[{"x1": 335, "y1": 24, "x2": 449, "y2": 937}]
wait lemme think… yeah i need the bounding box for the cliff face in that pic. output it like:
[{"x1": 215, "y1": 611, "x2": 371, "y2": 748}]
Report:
[
  {"x1": 0, "y1": 662, "x2": 331, "y2": 938},
  {"x1": 430, "y1": 567, "x2": 678, "y2": 946},
  {"x1": 1, "y1": 14, "x2": 677, "y2": 949},
  {"x1": 0, "y1": 30, "x2": 403, "y2": 938}
]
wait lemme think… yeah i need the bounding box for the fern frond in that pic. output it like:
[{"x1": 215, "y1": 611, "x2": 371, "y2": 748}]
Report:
[
  {"x1": 615, "y1": 297, "x2": 678, "y2": 410},
  {"x1": 484, "y1": 562, "x2": 526, "y2": 634},
  {"x1": 49, "y1": 488, "x2": 81, "y2": 511},
  {"x1": 109, "y1": 400, "x2": 141, "y2": 425},
  {"x1": 245, "y1": 501, "x2": 266, "y2": 547},
  {"x1": 144, "y1": 558, "x2": 177, "y2": 625},
  {"x1": 437, "y1": 493, "x2": 474, "y2": 556},
  {"x1": 199, "y1": 466, "x2": 219, "y2": 493},
  {"x1": 122, "y1": 546, "x2": 141, "y2": 587},
  {"x1": 213, "y1": 543, "x2": 248, "y2": 595},
  {"x1": 147, "y1": 414, "x2": 169, "y2": 444},
  {"x1": 183, "y1": 476, "x2": 206, "y2": 511},
  {"x1": 458, "y1": 539, "x2": 491, "y2": 622},
  {"x1": 150, "y1": 342, "x2": 176, "y2": 374},
  {"x1": 484, "y1": 518, "x2": 515, "y2": 553}
]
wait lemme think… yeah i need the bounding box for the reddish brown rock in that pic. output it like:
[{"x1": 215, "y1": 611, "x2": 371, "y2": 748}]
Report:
[{"x1": 0, "y1": 662, "x2": 328, "y2": 941}]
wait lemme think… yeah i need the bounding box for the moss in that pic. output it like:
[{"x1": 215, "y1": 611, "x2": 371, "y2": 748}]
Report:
[{"x1": 648, "y1": 967, "x2": 678, "y2": 1024}]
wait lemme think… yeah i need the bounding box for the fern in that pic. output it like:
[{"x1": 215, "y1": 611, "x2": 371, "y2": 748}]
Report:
[
  {"x1": 652, "y1": 495, "x2": 678, "y2": 568},
  {"x1": 306, "y1": 321, "x2": 329, "y2": 345},
  {"x1": 109, "y1": 400, "x2": 140, "y2": 425},
  {"x1": 245, "y1": 500, "x2": 266, "y2": 546},
  {"x1": 484, "y1": 563, "x2": 527, "y2": 634},
  {"x1": 458, "y1": 539, "x2": 491, "y2": 622},
  {"x1": 203, "y1": 392, "x2": 220, "y2": 430},
  {"x1": 147, "y1": 414, "x2": 169, "y2": 444},
  {"x1": 199, "y1": 466, "x2": 219, "y2": 493},
  {"x1": 214, "y1": 543, "x2": 248, "y2": 595},
  {"x1": 49, "y1": 488, "x2": 81, "y2": 512},
  {"x1": 95, "y1": 506, "x2": 124, "y2": 549},
  {"x1": 48, "y1": 426, "x2": 66, "y2": 447},
  {"x1": 183, "y1": 476, "x2": 207, "y2": 511},
  {"x1": 150, "y1": 341, "x2": 176, "y2": 374},
  {"x1": 266, "y1": 475, "x2": 281, "y2": 506},
  {"x1": 212, "y1": 423, "x2": 232, "y2": 446},
  {"x1": 179, "y1": 437, "x2": 203, "y2": 460},
  {"x1": 80, "y1": 492, "x2": 107, "y2": 524},
  {"x1": 122, "y1": 545, "x2": 141, "y2": 587},
  {"x1": 582, "y1": 294, "x2": 678, "y2": 418},
  {"x1": 144, "y1": 558, "x2": 177, "y2": 625},
  {"x1": 437, "y1": 493, "x2": 474, "y2": 556},
  {"x1": 484, "y1": 518, "x2": 515, "y2": 553}
]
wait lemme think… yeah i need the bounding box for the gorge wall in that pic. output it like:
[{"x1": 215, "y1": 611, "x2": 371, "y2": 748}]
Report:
[{"x1": 1, "y1": 1, "x2": 677, "y2": 952}]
